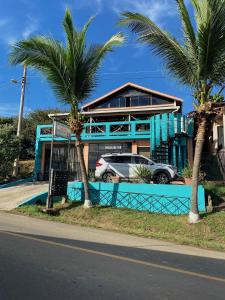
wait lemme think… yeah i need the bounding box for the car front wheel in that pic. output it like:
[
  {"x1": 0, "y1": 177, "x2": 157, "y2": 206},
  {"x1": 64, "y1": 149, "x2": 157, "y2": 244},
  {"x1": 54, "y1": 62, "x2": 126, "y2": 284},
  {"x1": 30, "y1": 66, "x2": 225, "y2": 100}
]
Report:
[{"x1": 154, "y1": 172, "x2": 170, "y2": 184}]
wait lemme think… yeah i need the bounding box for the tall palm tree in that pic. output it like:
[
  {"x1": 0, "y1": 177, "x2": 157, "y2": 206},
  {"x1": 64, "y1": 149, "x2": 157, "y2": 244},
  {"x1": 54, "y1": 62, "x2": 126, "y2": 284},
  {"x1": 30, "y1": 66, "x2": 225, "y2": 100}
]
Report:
[
  {"x1": 10, "y1": 9, "x2": 124, "y2": 208},
  {"x1": 119, "y1": 0, "x2": 225, "y2": 223}
]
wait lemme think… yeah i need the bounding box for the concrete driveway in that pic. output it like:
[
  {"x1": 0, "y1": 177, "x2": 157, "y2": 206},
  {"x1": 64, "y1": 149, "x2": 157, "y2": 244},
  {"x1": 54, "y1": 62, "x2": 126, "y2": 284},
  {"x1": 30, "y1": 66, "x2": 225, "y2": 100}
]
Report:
[{"x1": 0, "y1": 182, "x2": 48, "y2": 211}]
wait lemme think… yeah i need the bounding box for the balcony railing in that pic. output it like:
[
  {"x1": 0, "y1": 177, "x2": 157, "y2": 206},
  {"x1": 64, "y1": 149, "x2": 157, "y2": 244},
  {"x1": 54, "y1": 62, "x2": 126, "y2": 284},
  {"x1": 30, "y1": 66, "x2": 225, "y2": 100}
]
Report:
[
  {"x1": 37, "y1": 119, "x2": 152, "y2": 141},
  {"x1": 37, "y1": 114, "x2": 193, "y2": 142}
]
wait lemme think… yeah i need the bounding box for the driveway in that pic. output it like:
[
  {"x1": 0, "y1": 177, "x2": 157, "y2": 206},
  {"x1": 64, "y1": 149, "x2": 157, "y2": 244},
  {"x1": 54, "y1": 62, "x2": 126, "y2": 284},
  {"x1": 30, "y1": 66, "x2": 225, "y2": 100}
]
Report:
[{"x1": 0, "y1": 182, "x2": 48, "y2": 211}]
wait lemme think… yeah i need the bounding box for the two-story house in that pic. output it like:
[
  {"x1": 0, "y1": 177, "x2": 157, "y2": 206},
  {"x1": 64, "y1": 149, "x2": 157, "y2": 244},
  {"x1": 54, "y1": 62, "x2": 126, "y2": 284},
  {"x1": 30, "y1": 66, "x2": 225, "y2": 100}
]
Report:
[{"x1": 34, "y1": 82, "x2": 194, "y2": 180}]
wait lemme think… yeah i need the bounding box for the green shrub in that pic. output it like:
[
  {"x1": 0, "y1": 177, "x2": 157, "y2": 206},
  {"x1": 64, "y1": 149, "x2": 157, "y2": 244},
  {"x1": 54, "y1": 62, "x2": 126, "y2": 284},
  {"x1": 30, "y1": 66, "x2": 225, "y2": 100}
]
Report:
[
  {"x1": 182, "y1": 164, "x2": 193, "y2": 178},
  {"x1": 134, "y1": 165, "x2": 152, "y2": 183}
]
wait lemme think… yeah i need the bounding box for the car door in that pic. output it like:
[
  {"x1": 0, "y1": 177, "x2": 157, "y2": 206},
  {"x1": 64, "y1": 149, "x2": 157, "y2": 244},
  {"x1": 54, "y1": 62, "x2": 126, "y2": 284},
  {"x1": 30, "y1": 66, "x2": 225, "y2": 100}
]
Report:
[
  {"x1": 110, "y1": 156, "x2": 131, "y2": 178},
  {"x1": 129, "y1": 156, "x2": 150, "y2": 178}
]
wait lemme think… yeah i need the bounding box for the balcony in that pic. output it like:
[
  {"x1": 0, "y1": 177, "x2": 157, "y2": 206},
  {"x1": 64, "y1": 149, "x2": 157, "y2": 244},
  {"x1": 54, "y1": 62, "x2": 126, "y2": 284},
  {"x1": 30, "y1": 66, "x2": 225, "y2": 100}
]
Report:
[{"x1": 37, "y1": 113, "x2": 193, "y2": 142}]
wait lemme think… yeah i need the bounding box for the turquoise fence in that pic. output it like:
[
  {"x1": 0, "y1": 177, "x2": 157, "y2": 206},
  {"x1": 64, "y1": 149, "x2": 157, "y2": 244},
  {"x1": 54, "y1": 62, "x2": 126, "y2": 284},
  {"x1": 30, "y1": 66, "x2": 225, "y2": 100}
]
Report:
[
  {"x1": 18, "y1": 181, "x2": 205, "y2": 215},
  {"x1": 67, "y1": 182, "x2": 205, "y2": 215}
]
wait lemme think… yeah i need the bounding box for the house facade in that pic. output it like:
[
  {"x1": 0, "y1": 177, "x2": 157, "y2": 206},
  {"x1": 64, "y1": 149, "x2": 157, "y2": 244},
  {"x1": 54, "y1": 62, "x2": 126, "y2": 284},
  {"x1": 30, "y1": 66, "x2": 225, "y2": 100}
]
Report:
[{"x1": 34, "y1": 82, "x2": 194, "y2": 180}]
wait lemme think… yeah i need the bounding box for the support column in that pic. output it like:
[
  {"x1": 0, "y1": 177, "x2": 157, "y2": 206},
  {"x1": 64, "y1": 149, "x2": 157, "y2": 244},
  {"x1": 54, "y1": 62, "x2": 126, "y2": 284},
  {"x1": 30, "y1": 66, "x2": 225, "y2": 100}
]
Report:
[
  {"x1": 83, "y1": 142, "x2": 89, "y2": 171},
  {"x1": 187, "y1": 138, "x2": 194, "y2": 167},
  {"x1": 41, "y1": 143, "x2": 46, "y2": 176},
  {"x1": 34, "y1": 139, "x2": 42, "y2": 180},
  {"x1": 223, "y1": 111, "x2": 225, "y2": 149},
  {"x1": 132, "y1": 141, "x2": 138, "y2": 154},
  {"x1": 212, "y1": 122, "x2": 219, "y2": 152}
]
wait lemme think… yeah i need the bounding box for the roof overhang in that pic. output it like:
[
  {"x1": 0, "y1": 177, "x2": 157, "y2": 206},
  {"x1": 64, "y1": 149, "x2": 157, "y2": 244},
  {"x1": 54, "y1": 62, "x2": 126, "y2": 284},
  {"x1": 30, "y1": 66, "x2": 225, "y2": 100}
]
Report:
[
  {"x1": 48, "y1": 113, "x2": 69, "y2": 120},
  {"x1": 82, "y1": 106, "x2": 180, "y2": 116}
]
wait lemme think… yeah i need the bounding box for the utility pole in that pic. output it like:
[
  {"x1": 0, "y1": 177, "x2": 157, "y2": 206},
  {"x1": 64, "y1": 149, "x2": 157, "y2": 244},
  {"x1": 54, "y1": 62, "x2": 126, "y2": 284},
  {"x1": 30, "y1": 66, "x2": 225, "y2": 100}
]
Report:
[{"x1": 12, "y1": 65, "x2": 27, "y2": 177}]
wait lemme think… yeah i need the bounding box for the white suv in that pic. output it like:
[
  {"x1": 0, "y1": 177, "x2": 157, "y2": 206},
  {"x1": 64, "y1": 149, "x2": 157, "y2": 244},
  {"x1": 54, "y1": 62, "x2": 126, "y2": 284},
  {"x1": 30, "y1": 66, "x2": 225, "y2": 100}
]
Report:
[{"x1": 95, "y1": 153, "x2": 178, "y2": 184}]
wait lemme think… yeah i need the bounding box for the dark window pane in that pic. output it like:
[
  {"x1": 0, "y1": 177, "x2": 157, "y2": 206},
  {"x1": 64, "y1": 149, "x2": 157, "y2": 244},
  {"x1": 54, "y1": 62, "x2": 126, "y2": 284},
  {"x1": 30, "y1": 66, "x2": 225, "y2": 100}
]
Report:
[
  {"x1": 115, "y1": 156, "x2": 131, "y2": 163},
  {"x1": 119, "y1": 97, "x2": 126, "y2": 107},
  {"x1": 136, "y1": 124, "x2": 150, "y2": 132},
  {"x1": 134, "y1": 156, "x2": 149, "y2": 164},
  {"x1": 139, "y1": 96, "x2": 150, "y2": 106},
  {"x1": 130, "y1": 96, "x2": 139, "y2": 106},
  {"x1": 152, "y1": 96, "x2": 171, "y2": 105},
  {"x1": 104, "y1": 156, "x2": 116, "y2": 163},
  {"x1": 138, "y1": 147, "x2": 150, "y2": 158}
]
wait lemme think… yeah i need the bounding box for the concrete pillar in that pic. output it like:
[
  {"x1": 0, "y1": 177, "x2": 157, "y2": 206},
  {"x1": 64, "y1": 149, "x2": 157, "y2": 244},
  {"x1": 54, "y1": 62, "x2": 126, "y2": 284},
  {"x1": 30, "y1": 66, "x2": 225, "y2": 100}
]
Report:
[
  {"x1": 212, "y1": 122, "x2": 219, "y2": 152},
  {"x1": 83, "y1": 143, "x2": 89, "y2": 171},
  {"x1": 187, "y1": 138, "x2": 194, "y2": 167},
  {"x1": 132, "y1": 141, "x2": 138, "y2": 154},
  {"x1": 41, "y1": 143, "x2": 46, "y2": 175}
]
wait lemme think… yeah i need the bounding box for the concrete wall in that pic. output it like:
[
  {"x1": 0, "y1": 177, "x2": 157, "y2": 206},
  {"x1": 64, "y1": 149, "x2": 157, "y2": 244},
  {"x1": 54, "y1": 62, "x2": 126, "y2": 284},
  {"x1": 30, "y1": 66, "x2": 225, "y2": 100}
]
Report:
[{"x1": 67, "y1": 182, "x2": 206, "y2": 215}]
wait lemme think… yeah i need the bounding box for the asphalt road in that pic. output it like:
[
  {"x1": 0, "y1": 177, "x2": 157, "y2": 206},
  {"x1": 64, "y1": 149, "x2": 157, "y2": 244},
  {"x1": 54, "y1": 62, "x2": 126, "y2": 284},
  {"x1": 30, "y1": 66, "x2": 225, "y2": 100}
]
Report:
[{"x1": 0, "y1": 216, "x2": 225, "y2": 299}]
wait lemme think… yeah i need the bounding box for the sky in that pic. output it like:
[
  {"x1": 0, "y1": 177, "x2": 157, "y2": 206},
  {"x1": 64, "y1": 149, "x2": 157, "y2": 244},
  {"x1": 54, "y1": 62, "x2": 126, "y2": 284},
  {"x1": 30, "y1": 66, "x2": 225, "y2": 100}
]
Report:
[{"x1": 0, "y1": 0, "x2": 196, "y2": 117}]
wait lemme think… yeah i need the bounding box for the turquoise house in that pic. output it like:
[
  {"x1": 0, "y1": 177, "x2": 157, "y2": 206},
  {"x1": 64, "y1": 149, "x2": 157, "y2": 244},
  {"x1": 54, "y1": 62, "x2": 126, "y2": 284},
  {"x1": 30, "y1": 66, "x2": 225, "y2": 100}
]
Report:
[{"x1": 34, "y1": 82, "x2": 194, "y2": 180}]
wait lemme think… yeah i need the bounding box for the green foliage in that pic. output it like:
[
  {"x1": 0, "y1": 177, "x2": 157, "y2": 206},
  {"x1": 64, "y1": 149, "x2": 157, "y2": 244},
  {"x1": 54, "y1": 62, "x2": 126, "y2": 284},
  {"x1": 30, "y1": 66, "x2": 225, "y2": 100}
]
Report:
[
  {"x1": 0, "y1": 124, "x2": 20, "y2": 178},
  {"x1": 181, "y1": 164, "x2": 193, "y2": 178},
  {"x1": 134, "y1": 165, "x2": 152, "y2": 183},
  {"x1": 9, "y1": 9, "x2": 124, "y2": 109},
  {"x1": 182, "y1": 164, "x2": 206, "y2": 181},
  {"x1": 0, "y1": 117, "x2": 15, "y2": 125},
  {"x1": 20, "y1": 108, "x2": 63, "y2": 159},
  {"x1": 88, "y1": 169, "x2": 96, "y2": 181},
  {"x1": 212, "y1": 93, "x2": 224, "y2": 103},
  {"x1": 119, "y1": 0, "x2": 225, "y2": 105}
]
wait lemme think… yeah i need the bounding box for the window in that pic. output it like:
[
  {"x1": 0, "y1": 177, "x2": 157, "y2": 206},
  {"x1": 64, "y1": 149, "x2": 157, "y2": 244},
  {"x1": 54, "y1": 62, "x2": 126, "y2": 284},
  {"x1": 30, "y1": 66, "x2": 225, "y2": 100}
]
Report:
[
  {"x1": 114, "y1": 156, "x2": 132, "y2": 163},
  {"x1": 130, "y1": 96, "x2": 139, "y2": 106},
  {"x1": 104, "y1": 156, "x2": 116, "y2": 163},
  {"x1": 138, "y1": 147, "x2": 151, "y2": 158},
  {"x1": 96, "y1": 97, "x2": 126, "y2": 109},
  {"x1": 134, "y1": 156, "x2": 149, "y2": 164},
  {"x1": 139, "y1": 96, "x2": 150, "y2": 106},
  {"x1": 152, "y1": 96, "x2": 171, "y2": 105}
]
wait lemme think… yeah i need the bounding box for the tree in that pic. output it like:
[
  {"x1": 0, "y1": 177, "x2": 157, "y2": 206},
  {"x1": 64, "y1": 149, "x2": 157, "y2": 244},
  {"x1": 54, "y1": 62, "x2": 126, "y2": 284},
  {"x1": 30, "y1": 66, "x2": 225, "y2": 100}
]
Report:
[
  {"x1": 119, "y1": 0, "x2": 225, "y2": 223},
  {"x1": 9, "y1": 9, "x2": 124, "y2": 208},
  {"x1": 0, "y1": 124, "x2": 20, "y2": 179},
  {"x1": 21, "y1": 109, "x2": 64, "y2": 159}
]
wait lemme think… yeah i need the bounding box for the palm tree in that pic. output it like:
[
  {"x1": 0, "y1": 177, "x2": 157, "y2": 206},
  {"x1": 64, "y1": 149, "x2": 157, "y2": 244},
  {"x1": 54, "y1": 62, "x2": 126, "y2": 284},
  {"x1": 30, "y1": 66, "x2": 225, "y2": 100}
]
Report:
[
  {"x1": 10, "y1": 9, "x2": 124, "y2": 208},
  {"x1": 119, "y1": 0, "x2": 225, "y2": 223}
]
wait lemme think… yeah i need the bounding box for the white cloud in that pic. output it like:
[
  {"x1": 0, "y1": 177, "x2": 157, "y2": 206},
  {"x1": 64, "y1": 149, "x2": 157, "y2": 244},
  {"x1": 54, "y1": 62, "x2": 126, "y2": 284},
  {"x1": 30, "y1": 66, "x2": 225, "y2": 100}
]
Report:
[
  {"x1": 22, "y1": 15, "x2": 39, "y2": 39},
  {"x1": 112, "y1": 0, "x2": 176, "y2": 23},
  {"x1": 0, "y1": 18, "x2": 10, "y2": 27}
]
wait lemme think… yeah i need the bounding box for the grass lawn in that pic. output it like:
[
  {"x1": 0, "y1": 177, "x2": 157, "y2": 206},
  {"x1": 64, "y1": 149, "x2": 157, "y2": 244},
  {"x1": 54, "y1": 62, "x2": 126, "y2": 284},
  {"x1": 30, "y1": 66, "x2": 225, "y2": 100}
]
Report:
[
  {"x1": 15, "y1": 201, "x2": 225, "y2": 252},
  {"x1": 204, "y1": 182, "x2": 225, "y2": 205}
]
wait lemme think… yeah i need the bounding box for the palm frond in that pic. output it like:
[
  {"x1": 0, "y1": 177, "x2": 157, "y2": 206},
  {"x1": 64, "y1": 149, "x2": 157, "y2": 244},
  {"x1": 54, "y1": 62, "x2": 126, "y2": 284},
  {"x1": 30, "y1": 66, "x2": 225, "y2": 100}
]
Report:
[
  {"x1": 119, "y1": 12, "x2": 196, "y2": 85},
  {"x1": 196, "y1": 0, "x2": 225, "y2": 81},
  {"x1": 176, "y1": 0, "x2": 197, "y2": 58},
  {"x1": 9, "y1": 9, "x2": 124, "y2": 107},
  {"x1": 72, "y1": 33, "x2": 124, "y2": 102},
  {"x1": 10, "y1": 36, "x2": 71, "y2": 102}
]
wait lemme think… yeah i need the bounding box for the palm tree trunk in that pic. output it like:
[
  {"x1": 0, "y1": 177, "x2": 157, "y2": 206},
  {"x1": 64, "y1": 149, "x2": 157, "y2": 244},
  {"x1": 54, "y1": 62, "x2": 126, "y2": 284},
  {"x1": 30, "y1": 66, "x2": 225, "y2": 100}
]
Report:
[
  {"x1": 76, "y1": 140, "x2": 92, "y2": 208},
  {"x1": 189, "y1": 115, "x2": 207, "y2": 223}
]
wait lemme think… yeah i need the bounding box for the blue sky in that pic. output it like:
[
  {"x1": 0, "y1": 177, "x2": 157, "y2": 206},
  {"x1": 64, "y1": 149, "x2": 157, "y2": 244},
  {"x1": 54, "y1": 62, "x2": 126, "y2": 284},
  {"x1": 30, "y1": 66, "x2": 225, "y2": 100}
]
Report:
[{"x1": 0, "y1": 0, "x2": 196, "y2": 116}]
